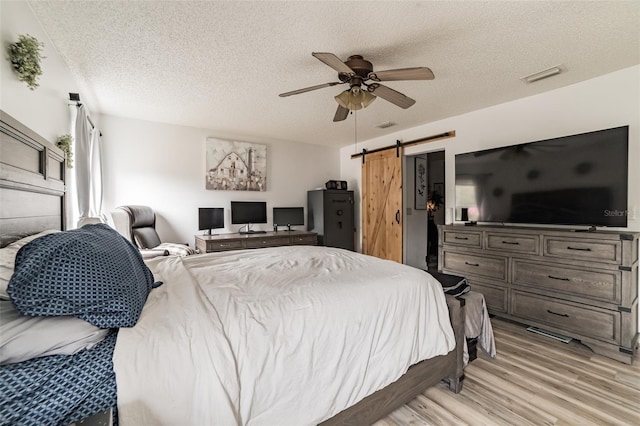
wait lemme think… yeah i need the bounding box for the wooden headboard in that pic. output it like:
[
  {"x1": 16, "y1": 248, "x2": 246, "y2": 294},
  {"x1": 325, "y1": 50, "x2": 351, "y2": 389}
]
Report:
[{"x1": 0, "y1": 110, "x2": 66, "y2": 247}]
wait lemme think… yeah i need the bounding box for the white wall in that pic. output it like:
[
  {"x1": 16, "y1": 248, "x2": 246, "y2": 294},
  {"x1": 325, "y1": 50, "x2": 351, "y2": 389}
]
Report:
[
  {"x1": 341, "y1": 65, "x2": 640, "y2": 256},
  {"x1": 0, "y1": 1, "x2": 83, "y2": 142},
  {"x1": 100, "y1": 114, "x2": 340, "y2": 247}
]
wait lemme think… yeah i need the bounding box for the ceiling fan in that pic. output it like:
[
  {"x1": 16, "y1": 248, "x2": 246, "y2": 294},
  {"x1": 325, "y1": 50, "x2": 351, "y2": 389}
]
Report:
[{"x1": 279, "y1": 52, "x2": 435, "y2": 122}]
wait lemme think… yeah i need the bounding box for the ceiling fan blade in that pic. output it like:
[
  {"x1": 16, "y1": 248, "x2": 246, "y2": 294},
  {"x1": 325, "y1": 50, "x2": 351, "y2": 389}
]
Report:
[
  {"x1": 368, "y1": 67, "x2": 434, "y2": 82},
  {"x1": 312, "y1": 52, "x2": 354, "y2": 74},
  {"x1": 333, "y1": 105, "x2": 349, "y2": 122},
  {"x1": 279, "y1": 82, "x2": 341, "y2": 97},
  {"x1": 368, "y1": 84, "x2": 416, "y2": 109}
]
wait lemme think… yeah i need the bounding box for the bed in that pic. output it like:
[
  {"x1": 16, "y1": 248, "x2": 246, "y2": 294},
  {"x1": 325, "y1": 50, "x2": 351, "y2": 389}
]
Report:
[{"x1": 0, "y1": 110, "x2": 464, "y2": 425}]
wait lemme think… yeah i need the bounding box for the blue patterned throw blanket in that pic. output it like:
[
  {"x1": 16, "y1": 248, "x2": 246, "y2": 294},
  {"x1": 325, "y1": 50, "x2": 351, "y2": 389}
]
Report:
[
  {"x1": 8, "y1": 224, "x2": 156, "y2": 328},
  {"x1": 0, "y1": 331, "x2": 118, "y2": 426},
  {"x1": 1, "y1": 224, "x2": 159, "y2": 425}
]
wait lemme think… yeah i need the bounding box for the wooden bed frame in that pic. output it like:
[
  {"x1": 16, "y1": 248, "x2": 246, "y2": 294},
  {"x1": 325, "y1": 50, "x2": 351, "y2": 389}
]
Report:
[
  {"x1": 0, "y1": 109, "x2": 464, "y2": 425},
  {"x1": 0, "y1": 111, "x2": 65, "y2": 247}
]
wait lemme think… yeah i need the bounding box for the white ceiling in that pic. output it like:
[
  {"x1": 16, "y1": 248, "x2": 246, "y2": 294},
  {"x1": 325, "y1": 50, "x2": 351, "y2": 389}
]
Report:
[{"x1": 29, "y1": 1, "x2": 640, "y2": 148}]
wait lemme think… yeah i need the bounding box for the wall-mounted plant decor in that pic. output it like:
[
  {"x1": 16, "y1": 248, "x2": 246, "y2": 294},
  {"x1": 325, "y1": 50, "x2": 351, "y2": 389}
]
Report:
[
  {"x1": 9, "y1": 34, "x2": 45, "y2": 90},
  {"x1": 56, "y1": 134, "x2": 73, "y2": 167}
]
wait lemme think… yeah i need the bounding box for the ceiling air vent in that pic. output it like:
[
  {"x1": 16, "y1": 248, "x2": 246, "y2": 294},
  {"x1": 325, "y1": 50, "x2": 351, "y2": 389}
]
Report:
[
  {"x1": 521, "y1": 65, "x2": 562, "y2": 83},
  {"x1": 376, "y1": 121, "x2": 396, "y2": 129}
]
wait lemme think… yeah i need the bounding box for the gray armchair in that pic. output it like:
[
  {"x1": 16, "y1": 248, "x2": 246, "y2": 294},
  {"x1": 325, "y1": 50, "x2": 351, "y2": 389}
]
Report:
[{"x1": 111, "y1": 205, "x2": 194, "y2": 257}]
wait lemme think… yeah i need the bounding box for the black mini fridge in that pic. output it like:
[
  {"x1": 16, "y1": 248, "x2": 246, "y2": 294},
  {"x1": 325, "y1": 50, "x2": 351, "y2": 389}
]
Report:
[{"x1": 307, "y1": 189, "x2": 355, "y2": 251}]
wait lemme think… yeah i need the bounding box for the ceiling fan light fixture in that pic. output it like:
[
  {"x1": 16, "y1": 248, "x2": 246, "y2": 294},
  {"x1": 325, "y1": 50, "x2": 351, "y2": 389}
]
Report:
[
  {"x1": 334, "y1": 87, "x2": 376, "y2": 110},
  {"x1": 283, "y1": 53, "x2": 433, "y2": 121}
]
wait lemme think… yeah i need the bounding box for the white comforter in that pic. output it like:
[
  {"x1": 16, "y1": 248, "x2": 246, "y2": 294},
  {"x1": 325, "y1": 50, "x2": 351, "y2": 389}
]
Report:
[{"x1": 114, "y1": 246, "x2": 455, "y2": 425}]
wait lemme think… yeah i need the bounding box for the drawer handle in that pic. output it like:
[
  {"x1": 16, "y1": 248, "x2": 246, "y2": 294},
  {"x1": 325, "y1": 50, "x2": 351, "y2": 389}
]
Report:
[
  {"x1": 464, "y1": 261, "x2": 480, "y2": 267},
  {"x1": 547, "y1": 309, "x2": 570, "y2": 318},
  {"x1": 455, "y1": 236, "x2": 469, "y2": 240},
  {"x1": 502, "y1": 241, "x2": 520, "y2": 245},
  {"x1": 567, "y1": 246, "x2": 591, "y2": 252},
  {"x1": 548, "y1": 275, "x2": 570, "y2": 281}
]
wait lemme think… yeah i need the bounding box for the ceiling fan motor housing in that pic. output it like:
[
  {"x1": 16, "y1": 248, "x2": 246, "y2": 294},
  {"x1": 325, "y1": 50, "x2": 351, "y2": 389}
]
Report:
[{"x1": 345, "y1": 55, "x2": 373, "y2": 78}]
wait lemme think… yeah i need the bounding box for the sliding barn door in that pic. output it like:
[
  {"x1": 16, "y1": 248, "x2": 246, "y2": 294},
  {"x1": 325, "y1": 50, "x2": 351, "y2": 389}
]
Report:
[{"x1": 361, "y1": 148, "x2": 403, "y2": 262}]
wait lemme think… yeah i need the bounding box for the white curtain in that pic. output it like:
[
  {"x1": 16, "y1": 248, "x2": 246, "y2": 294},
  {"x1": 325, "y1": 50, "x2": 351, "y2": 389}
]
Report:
[
  {"x1": 66, "y1": 104, "x2": 106, "y2": 229},
  {"x1": 88, "y1": 129, "x2": 106, "y2": 223}
]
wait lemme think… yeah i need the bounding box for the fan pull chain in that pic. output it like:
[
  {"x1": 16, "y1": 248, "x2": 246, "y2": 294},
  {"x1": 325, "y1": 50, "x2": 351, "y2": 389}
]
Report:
[{"x1": 353, "y1": 109, "x2": 358, "y2": 155}]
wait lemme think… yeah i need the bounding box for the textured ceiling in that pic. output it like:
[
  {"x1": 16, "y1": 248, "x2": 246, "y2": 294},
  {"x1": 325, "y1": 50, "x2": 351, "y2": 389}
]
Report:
[{"x1": 28, "y1": 1, "x2": 640, "y2": 148}]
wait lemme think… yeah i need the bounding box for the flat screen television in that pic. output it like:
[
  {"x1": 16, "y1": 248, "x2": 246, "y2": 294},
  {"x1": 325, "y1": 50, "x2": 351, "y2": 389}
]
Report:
[
  {"x1": 198, "y1": 207, "x2": 224, "y2": 235},
  {"x1": 454, "y1": 126, "x2": 628, "y2": 228},
  {"x1": 231, "y1": 201, "x2": 267, "y2": 234},
  {"x1": 273, "y1": 207, "x2": 304, "y2": 231}
]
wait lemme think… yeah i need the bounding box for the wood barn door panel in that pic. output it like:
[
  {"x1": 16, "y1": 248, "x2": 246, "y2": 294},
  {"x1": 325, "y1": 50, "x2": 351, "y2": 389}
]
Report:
[{"x1": 361, "y1": 149, "x2": 403, "y2": 262}]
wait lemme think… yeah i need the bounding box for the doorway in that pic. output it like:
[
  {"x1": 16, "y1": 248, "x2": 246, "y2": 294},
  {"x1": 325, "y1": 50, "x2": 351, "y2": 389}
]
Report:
[
  {"x1": 403, "y1": 150, "x2": 445, "y2": 270},
  {"x1": 426, "y1": 151, "x2": 445, "y2": 270}
]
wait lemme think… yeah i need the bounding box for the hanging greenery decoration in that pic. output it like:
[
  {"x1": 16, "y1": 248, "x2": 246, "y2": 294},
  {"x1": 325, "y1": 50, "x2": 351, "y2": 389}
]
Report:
[
  {"x1": 56, "y1": 134, "x2": 73, "y2": 168},
  {"x1": 8, "y1": 34, "x2": 45, "y2": 90}
]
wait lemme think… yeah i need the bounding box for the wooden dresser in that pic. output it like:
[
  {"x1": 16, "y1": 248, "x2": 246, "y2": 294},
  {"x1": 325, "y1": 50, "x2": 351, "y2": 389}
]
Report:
[
  {"x1": 195, "y1": 230, "x2": 317, "y2": 253},
  {"x1": 438, "y1": 224, "x2": 639, "y2": 363}
]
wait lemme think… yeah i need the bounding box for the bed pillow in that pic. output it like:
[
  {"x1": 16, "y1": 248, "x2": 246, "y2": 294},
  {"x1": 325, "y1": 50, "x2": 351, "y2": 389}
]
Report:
[
  {"x1": 0, "y1": 230, "x2": 60, "y2": 301},
  {"x1": 0, "y1": 300, "x2": 110, "y2": 365},
  {"x1": 7, "y1": 224, "x2": 156, "y2": 328}
]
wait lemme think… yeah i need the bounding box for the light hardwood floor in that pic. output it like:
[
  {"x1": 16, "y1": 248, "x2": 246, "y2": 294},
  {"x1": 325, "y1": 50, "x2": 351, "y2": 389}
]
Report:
[{"x1": 377, "y1": 318, "x2": 640, "y2": 425}]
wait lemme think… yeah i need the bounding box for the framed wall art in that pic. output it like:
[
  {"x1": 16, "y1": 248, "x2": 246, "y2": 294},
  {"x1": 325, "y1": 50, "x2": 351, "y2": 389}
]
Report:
[
  {"x1": 415, "y1": 157, "x2": 427, "y2": 209},
  {"x1": 205, "y1": 138, "x2": 267, "y2": 191}
]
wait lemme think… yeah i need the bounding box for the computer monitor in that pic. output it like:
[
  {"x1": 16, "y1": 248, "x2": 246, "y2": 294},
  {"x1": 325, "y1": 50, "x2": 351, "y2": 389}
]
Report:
[
  {"x1": 273, "y1": 207, "x2": 304, "y2": 231},
  {"x1": 198, "y1": 207, "x2": 224, "y2": 235},
  {"x1": 231, "y1": 201, "x2": 267, "y2": 234}
]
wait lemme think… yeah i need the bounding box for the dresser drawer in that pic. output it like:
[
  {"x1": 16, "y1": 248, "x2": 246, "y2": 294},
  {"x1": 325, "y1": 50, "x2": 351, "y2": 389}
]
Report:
[
  {"x1": 443, "y1": 230, "x2": 481, "y2": 248},
  {"x1": 290, "y1": 235, "x2": 317, "y2": 245},
  {"x1": 543, "y1": 236, "x2": 621, "y2": 264},
  {"x1": 443, "y1": 252, "x2": 507, "y2": 282},
  {"x1": 468, "y1": 280, "x2": 508, "y2": 314},
  {"x1": 206, "y1": 240, "x2": 244, "y2": 252},
  {"x1": 512, "y1": 259, "x2": 621, "y2": 304},
  {"x1": 245, "y1": 236, "x2": 291, "y2": 248},
  {"x1": 486, "y1": 232, "x2": 539, "y2": 255},
  {"x1": 511, "y1": 291, "x2": 619, "y2": 344}
]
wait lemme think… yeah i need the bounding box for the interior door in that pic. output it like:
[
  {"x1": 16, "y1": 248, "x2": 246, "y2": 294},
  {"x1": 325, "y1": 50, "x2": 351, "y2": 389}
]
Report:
[{"x1": 361, "y1": 148, "x2": 403, "y2": 262}]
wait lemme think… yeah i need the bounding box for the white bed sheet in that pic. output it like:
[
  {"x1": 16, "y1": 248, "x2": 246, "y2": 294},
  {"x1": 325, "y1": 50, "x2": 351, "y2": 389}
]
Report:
[
  {"x1": 460, "y1": 291, "x2": 496, "y2": 366},
  {"x1": 114, "y1": 246, "x2": 455, "y2": 425}
]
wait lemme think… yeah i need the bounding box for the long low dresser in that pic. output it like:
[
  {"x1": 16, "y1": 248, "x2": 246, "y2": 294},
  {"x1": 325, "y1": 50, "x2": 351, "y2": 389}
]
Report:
[
  {"x1": 195, "y1": 230, "x2": 317, "y2": 253},
  {"x1": 438, "y1": 224, "x2": 639, "y2": 364}
]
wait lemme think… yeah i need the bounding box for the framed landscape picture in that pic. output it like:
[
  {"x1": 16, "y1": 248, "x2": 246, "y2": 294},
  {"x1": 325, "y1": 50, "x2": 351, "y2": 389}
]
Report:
[{"x1": 205, "y1": 138, "x2": 267, "y2": 191}]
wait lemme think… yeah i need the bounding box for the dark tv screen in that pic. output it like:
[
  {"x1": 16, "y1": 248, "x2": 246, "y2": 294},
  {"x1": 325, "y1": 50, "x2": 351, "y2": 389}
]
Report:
[
  {"x1": 273, "y1": 207, "x2": 304, "y2": 226},
  {"x1": 231, "y1": 201, "x2": 267, "y2": 224},
  {"x1": 198, "y1": 207, "x2": 224, "y2": 231},
  {"x1": 455, "y1": 126, "x2": 628, "y2": 227}
]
